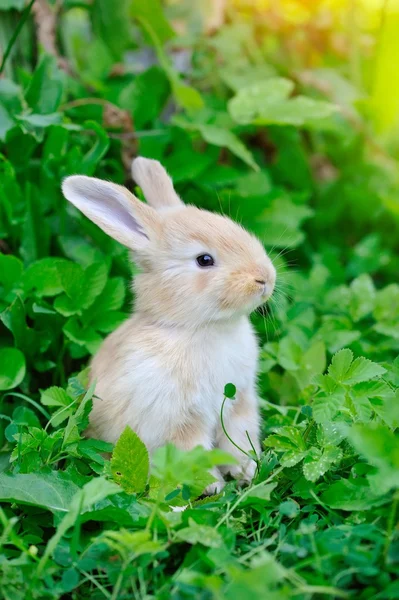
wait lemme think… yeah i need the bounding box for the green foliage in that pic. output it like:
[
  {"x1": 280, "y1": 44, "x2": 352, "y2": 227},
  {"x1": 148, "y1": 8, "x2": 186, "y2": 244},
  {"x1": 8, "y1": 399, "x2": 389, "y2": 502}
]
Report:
[
  {"x1": 111, "y1": 426, "x2": 149, "y2": 493},
  {"x1": 0, "y1": 0, "x2": 398, "y2": 598}
]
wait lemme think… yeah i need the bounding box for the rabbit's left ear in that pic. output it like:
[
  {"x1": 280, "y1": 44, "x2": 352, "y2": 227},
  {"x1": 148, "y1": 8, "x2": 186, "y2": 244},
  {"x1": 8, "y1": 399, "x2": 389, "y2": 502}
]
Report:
[
  {"x1": 62, "y1": 176, "x2": 161, "y2": 254},
  {"x1": 132, "y1": 157, "x2": 184, "y2": 210}
]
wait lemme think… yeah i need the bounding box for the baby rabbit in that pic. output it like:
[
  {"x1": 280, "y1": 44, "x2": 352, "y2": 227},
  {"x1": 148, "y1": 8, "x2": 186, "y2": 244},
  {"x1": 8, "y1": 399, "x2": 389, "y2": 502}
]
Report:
[{"x1": 62, "y1": 158, "x2": 276, "y2": 493}]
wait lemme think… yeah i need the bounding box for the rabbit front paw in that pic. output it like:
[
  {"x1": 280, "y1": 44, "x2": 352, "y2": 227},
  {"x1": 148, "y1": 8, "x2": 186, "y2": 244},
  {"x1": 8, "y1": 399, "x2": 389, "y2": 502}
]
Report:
[
  {"x1": 203, "y1": 468, "x2": 225, "y2": 495},
  {"x1": 228, "y1": 458, "x2": 257, "y2": 485}
]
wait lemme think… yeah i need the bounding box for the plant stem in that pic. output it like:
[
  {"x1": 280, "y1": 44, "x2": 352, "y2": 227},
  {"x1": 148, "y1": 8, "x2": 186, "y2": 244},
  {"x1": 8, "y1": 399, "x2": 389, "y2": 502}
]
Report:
[{"x1": 0, "y1": 0, "x2": 36, "y2": 74}]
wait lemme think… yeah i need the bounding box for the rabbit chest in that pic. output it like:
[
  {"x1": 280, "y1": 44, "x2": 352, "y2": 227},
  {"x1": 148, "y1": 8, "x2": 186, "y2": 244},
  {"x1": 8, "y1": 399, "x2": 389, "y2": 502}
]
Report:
[{"x1": 90, "y1": 315, "x2": 259, "y2": 448}]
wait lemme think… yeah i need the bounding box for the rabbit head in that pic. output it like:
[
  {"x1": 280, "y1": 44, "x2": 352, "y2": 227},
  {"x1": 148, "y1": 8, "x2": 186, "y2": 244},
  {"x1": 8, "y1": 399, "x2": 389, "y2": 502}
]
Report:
[{"x1": 62, "y1": 158, "x2": 276, "y2": 327}]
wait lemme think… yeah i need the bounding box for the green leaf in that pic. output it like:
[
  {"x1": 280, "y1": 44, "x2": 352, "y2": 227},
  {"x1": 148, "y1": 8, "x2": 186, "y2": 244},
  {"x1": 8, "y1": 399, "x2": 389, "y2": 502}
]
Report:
[
  {"x1": 271, "y1": 426, "x2": 306, "y2": 450},
  {"x1": 92, "y1": 0, "x2": 132, "y2": 60},
  {"x1": 175, "y1": 518, "x2": 223, "y2": 548},
  {"x1": 38, "y1": 477, "x2": 120, "y2": 574},
  {"x1": 321, "y1": 478, "x2": 388, "y2": 511},
  {"x1": 0, "y1": 0, "x2": 26, "y2": 9},
  {"x1": 102, "y1": 529, "x2": 165, "y2": 558},
  {"x1": 280, "y1": 450, "x2": 307, "y2": 467},
  {"x1": 0, "y1": 296, "x2": 39, "y2": 360},
  {"x1": 224, "y1": 383, "x2": 236, "y2": 398},
  {"x1": 0, "y1": 254, "x2": 23, "y2": 294},
  {"x1": 0, "y1": 103, "x2": 14, "y2": 141},
  {"x1": 80, "y1": 121, "x2": 110, "y2": 176},
  {"x1": 197, "y1": 125, "x2": 258, "y2": 171},
  {"x1": 373, "y1": 284, "x2": 399, "y2": 323},
  {"x1": 111, "y1": 426, "x2": 149, "y2": 493},
  {"x1": 303, "y1": 446, "x2": 342, "y2": 482},
  {"x1": 151, "y1": 444, "x2": 237, "y2": 501},
  {"x1": 79, "y1": 261, "x2": 108, "y2": 309},
  {"x1": 90, "y1": 311, "x2": 127, "y2": 333},
  {"x1": 40, "y1": 386, "x2": 72, "y2": 407},
  {"x1": 349, "y1": 274, "x2": 376, "y2": 321},
  {"x1": 63, "y1": 318, "x2": 102, "y2": 354},
  {"x1": 0, "y1": 472, "x2": 80, "y2": 512},
  {"x1": 20, "y1": 183, "x2": 51, "y2": 264},
  {"x1": 342, "y1": 357, "x2": 386, "y2": 385},
  {"x1": 221, "y1": 63, "x2": 277, "y2": 93},
  {"x1": 56, "y1": 261, "x2": 84, "y2": 299},
  {"x1": 16, "y1": 112, "x2": 62, "y2": 128},
  {"x1": 228, "y1": 78, "x2": 337, "y2": 127},
  {"x1": 0, "y1": 347, "x2": 25, "y2": 390},
  {"x1": 328, "y1": 348, "x2": 353, "y2": 382},
  {"x1": 131, "y1": 0, "x2": 175, "y2": 45},
  {"x1": 348, "y1": 424, "x2": 399, "y2": 494},
  {"x1": 86, "y1": 277, "x2": 125, "y2": 322},
  {"x1": 245, "y1": 481, "x2": 278, "y2": 503},
  {"x1": 136, "y1": 17, "x2": 202, "y2": 114},
  {"x1": 119, "y1": 66, "x2": 169, "y2": 129},
  {"x1": 25, "y1": 54, "x2": 64, "y2": 114},
  {"x1": 277, "y1": 337, "x2": 302, "y2": 371},
  {"x1": 279, "y1": 499, "x2": 299, "y2": 518},
  {"x1": 23, "y1": 258, "x2": 66, "y2": 297},
  {"x1": 312, "y1": 392, "x2": 345, "y2": 424}
]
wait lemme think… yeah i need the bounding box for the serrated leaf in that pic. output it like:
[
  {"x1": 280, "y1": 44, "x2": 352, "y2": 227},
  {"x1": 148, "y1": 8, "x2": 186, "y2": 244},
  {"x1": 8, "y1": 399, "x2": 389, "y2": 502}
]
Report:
[
  {"x1": 280, "y1": 450, "x2": 307, "y2": 467},
  {"x1": 271, "y1": 426, "x2": 306, "y2": 451},
  {"x1": 342, "y1": 357, "x2": 386, "y2": 385},
  {"x1": 111, "y1": 426, "x2": 149, "y2": 493},
  {"x1": 303, "y1": 446, "x2": 342, "y2": 482},
  {"x1": 41, "y1": 387, "x2": 73, "y2": 407},
  {"x1": 312, "y1": 392, "x2": 345, "y2": 423},
  {"x1": 228, "y1": 78, "x2": 337, "y2": 128},
  {"x1": 328, "y1": 348, "x2": 353, "y2": 382}
]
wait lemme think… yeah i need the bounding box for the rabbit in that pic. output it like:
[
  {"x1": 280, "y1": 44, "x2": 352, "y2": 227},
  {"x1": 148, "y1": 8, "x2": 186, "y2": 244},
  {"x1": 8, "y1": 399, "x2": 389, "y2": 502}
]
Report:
[{"x1": 62, "y1": 157, "x2": 276, "y2": 494}]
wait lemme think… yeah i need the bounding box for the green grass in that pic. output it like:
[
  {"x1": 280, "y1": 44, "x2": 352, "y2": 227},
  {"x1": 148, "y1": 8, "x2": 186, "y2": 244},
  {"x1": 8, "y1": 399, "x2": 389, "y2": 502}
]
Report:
[{"x1": 0, "y1": 1, "x2": 398, "y2": 598}]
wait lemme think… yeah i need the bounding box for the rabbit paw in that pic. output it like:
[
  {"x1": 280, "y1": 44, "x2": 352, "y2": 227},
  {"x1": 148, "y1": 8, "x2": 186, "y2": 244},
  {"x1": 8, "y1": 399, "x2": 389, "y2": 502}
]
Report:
[
  {"x1": 204, "y1": 469, "x2": 225, "y2": 495},
  {"x1": 228, "y1": 458, "x2": 257, "y2": 485}
]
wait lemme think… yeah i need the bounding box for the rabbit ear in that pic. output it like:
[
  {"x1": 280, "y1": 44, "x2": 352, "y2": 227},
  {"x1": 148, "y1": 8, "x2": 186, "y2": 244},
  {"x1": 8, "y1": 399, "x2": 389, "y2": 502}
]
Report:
[
  {"x1": 131, "y1": 157, "x2": 184, "y2": 210},
  {"x1": 62, "y1": 176, "x2": 161, "y2": 252}
]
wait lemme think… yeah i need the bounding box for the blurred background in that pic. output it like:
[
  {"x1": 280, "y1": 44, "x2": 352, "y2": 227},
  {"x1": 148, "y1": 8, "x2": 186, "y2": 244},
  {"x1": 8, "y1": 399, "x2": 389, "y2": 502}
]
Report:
[
  {"x1": 0, "y1": 4, "x2": 399, "y2": 596},
  {"x1": 0, "y1": 0, "x2": 398, "y2": 398}
]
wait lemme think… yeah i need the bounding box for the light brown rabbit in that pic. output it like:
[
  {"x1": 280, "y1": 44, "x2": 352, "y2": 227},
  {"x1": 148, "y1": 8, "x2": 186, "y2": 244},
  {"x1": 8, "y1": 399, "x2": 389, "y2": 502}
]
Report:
[{"x1": 62, "y1": 158, "x2": 276, "y2": 492}]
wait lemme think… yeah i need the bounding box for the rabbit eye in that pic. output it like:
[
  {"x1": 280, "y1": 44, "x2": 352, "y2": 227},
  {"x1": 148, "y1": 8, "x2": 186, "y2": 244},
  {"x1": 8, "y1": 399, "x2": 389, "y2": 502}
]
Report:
[{"x1": 196, "y1": 254, "x2": 215, "y2": 268}]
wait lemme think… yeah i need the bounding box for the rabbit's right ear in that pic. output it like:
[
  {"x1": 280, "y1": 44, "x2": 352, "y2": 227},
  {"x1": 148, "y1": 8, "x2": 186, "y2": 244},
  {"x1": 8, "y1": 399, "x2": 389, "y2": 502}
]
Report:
[
  {"x1": 132, "y1": 157, "x2": 184, "y2": 211},
  {"x1": 62, "y1": 176, "x2": 161, "y2": 253}
]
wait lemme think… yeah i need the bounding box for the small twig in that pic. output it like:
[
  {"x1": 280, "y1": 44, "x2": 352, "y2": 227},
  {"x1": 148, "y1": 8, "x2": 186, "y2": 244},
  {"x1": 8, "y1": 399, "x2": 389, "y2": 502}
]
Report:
[
  {"x1": 61, "y1": 98, "x2": 113, "y2": 111},
  {"x1": 31, "y1": 0, "x2": 73, "y2": 74}
]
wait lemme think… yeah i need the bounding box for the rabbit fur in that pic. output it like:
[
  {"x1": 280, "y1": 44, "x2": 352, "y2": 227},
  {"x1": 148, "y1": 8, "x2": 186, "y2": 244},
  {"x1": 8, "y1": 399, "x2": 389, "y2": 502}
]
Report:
[{"x1": 62, "y1": 158, "x2": 276, "y2": 493}]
